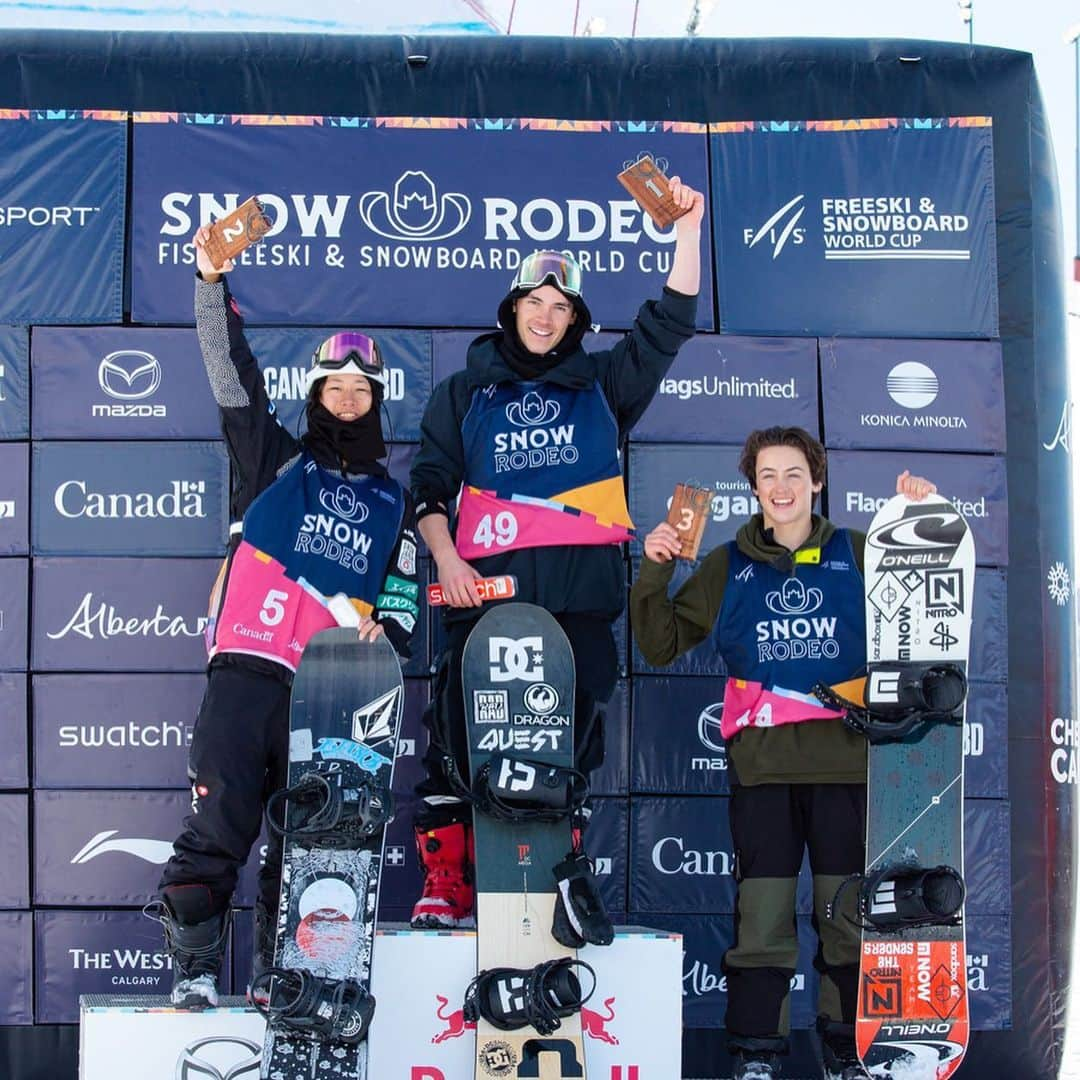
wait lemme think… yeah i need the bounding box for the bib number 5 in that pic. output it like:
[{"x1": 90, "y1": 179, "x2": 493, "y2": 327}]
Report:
[
  {"x1": 259, "y1": 588, "x2": 290, "y2": 627},
  {"x1": 472, "y1": 511, "x2": 518, "y2": 550}
]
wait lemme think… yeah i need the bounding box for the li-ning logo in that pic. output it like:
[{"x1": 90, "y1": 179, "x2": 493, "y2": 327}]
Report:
[
  {"x1": 489, "y1": 635, "x2": 544, "y2": 683},
  {"x1": 70, "y1": 829, "x2": 174, "y2": 866},
  {"x1": 506, "y1": 390, "x2": 561, "y2": 427},
  {"x1": 97, "y1": 351, "x2": 161, "y2": 401},
  {"x1": 743, "y1": 194, "x2": 807, "y2": 258},
  {"x1": 175, "y1": 1035, "x2": 261, "y2": 1080},
  {"x1": 351, "y1": 686, "x2": 401, "y2": 746},
  {"x1": 319, "y1": 484, "x2": 370, "y2": 523},
  {"x1": 358, "y1": 170, "x2": 471, "y2": 242},
  {"x1": 764, "y1": 578, "x2": 824, "y2": 616},
  {"x1": 887, "y1": 361, "x2": 939, "y2": 409}
]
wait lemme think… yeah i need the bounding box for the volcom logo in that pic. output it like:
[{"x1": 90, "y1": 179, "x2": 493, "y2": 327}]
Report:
[
  {"x1": 319, "y1": 484, "x2": 370, "y2": 523},
  {"x1": 764, "y1": 578, "x2": 824, "y2": 616},
  {"x1": 97, "y1": 350, "x2": 161, "y2": 401},
  {"x1": 489, "y1": 635, "x2": 544, "y2": 683},
  {"x1": 887, "y1": 361, "x2": 939, "y2": 409},
  {"x1": 358, "y1": 170, "x2": 471, "y2": 242},
  {"x1": 70, "y1": 829, "x2": 174, "y2": 866},
  {"x1": 743, "y1": 194, "x2": 807, "y2": 258},
  {"x1": 176, "y1": 1035, "x2": 261, "y2": 1080},
  {"x1": 505, "y1": 390, "x2": 561, "y2": 427},
  {"x1": 351, "y1": 686, "x2": 401, "y2": 746}
]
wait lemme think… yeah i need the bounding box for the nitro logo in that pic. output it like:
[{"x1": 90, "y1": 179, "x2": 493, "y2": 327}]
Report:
[
  {"x1": 743, "y1": 194, "x2": 807, "y2": 258},
  {"x1": 359, "y1": 171, "x2": 471, "y2": 242},
  {"x1": 53, "y1": 480, "x2": 205, "y2": 519},
  {"x1": 488, "y1": 636, "x2": 544, "y2": 683}
]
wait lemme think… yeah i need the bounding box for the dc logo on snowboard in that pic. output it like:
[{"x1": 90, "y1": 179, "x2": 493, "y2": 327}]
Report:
[{"x1": 488, "y1": 635, "x2": 544, "y2": 683}]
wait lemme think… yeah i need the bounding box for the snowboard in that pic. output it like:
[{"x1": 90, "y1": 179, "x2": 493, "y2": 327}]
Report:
[
  {"x1": 463, "y1": 602, "x2": 587, "y2": 1080},
  {"x1": 857, "y1": 494, "x2": 973, "y2": 1078},
  {"x1": 263, "y1": 627, "x2": 403, "y2": 1080}
]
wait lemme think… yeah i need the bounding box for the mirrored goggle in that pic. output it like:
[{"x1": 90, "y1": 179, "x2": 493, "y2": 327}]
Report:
[
  {"x1": 312, "y1": 332, "x2": 383, "y2": 376},
  {"x1": 511, "y1": 251, "x2": 582, "y2": 297}
]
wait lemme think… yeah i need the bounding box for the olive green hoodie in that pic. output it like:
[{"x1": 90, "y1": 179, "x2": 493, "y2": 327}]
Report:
[{"x1": 630, "y1": 513, "x2": 868, "y2": 785}]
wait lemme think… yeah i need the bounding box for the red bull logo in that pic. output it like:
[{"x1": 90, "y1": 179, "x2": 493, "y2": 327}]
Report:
[
  {"x1": 581, "y1": 996, "x2": 620, "y2": 1045},
  {"x1": 431, "y1": 994, "x2": 476, "y2": 1044}
]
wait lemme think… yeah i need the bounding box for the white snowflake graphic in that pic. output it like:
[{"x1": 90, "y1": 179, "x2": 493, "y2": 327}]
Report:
[{"x1": 1047, "y1": 561, "x2": 1071, "y2": 607}]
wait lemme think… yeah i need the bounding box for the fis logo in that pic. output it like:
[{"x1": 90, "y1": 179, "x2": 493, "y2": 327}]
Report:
[{"x1": 743, "y1": 195, "x2": 807, "y2": 258}]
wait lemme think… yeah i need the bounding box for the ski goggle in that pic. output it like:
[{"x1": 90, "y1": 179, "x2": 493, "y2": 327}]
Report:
[
  {"x1": 307, "y1": 331, "x2": 386, "y2": 391},
  {"x1": 510, "y1": 250, "x2": 583, "y2": 297}
]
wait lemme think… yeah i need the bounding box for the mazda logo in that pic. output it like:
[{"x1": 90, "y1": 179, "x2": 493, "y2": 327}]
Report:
[
  {"x1": 98, "y1": 350, "x2": 161, "y2": 401},
  {"x1": 175, "y1": 1035, "x2": 261, "y2": 1080}
]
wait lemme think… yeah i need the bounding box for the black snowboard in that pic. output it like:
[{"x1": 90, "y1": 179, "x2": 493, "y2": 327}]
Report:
[
  {"x1": 263, "y1": 628, "x2": 403, "y2": 1080},
  {"x1": 463, "y1": 602, "x2": 587, "y2": 1080},
  {"x1": 857, "y1": 494, "x2": 973, "y2": 1077}
]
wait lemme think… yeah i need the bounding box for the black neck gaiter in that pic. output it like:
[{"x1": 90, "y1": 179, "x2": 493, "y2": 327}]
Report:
[{"x1": 303, "y1": 401, "x2": 386, "y2": 474}]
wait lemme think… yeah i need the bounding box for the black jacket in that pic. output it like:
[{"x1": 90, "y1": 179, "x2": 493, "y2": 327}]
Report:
[
  {"x1": 411, "y1": 287, "x2": 697, "y2": 622},
  {"x1": 195, "y1": 275, "x2": 418, "y2": 658}
]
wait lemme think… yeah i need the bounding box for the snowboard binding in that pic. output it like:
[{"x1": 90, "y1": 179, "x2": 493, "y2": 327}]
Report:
[
  {"x1": 471, "y1": 752, "x2": 589, "y2": 824},
  {"x1": 551, "y1": 849, "x2": 615, "y2": 947},
  {"x1": 829, "y1": 861, "x2": 965, "y2": 931},
  {"x1": 266, "y1": 763, "x2": 394, "y2": 848},
  {"x1": 814, "y1": 661, "x2": 967, "y2": 744},
  {"x1": 463, "y1": 957, "x2": 596, "y2": 1036},
  {"x1": 250, "y1": 967, "x2": 376, "y2": 1044}
]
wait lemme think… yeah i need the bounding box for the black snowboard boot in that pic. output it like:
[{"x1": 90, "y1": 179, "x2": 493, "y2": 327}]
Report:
[
  {"x1": 732, "y1": 1052, "x2": 780, "y2": 1079},
  {"x1": 150, "y1": 883, "x2": 230, "y2": 1010},
  {"x1": 247, "y1": 897, "x2": 277, "y2": 1007},
  {"x1": 820, "y1": 1019, "x2": 871, "y2": 1080}
]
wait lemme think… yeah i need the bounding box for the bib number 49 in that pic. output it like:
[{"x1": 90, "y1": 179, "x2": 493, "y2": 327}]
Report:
[{"x1": 472, "y1": 511, "x2": 518, "y2": 550}]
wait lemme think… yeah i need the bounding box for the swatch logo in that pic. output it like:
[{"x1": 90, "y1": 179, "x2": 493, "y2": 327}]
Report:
[
  {"x1": 97, "y1": 351, "x2": 161, "y2": 401},
  {"x1": 70, "y1": 829, "x2": 174, "y2": 866}
]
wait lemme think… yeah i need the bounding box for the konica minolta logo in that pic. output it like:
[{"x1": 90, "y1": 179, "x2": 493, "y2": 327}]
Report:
[{"x1": 53, "y1": 480, "x2": 206, "y2": 519}]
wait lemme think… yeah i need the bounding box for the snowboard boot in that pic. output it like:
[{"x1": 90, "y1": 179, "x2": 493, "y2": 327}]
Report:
[
  {"x1": 150, "y1": 884, "x2": 230, "y2": 1010},
  {"x1": 732, "y1": 1053, "x2": 780, "y2": 1079},
  {"x1": 820, "y1": 1020, "x2": 870, "y2": 1080},
  {"x1": 247, "y1": 898, "x2": 277, "y2": 1007},
  {"x1": 410, "y1": 821, "x2": 475, "y2": 929}
]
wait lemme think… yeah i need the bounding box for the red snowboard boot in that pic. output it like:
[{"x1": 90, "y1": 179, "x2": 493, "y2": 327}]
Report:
[{"x1": 410, "y1": 821, "x2": 475, "y2": 929}]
